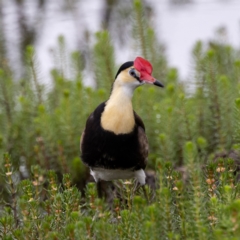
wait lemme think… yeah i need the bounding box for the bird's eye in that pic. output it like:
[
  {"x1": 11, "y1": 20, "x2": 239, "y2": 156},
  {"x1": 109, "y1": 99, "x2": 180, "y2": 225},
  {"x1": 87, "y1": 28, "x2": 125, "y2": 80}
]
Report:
[
  {"x1": 129, "y1": 68, "x2": 136, "y2": 77},
  {"x1": 129, "y1": 68, "x2": 141, "y2": 82}
]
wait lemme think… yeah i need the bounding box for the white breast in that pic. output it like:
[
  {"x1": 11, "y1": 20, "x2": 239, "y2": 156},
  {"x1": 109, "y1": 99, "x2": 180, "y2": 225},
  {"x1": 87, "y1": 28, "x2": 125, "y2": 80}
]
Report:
[{"x1": 90, "y1": 168, "x2": 146, "y2": 185}]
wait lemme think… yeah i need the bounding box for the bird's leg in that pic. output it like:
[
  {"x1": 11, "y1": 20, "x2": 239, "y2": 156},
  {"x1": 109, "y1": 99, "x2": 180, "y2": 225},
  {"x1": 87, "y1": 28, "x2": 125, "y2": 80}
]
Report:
[
  {"x1": 133, "y1": 180, "x2": 140, "y2": 192},
  {"x1": 133, "y1": 181, "x2": 149, "y2": 204},
  {"x1": 141, "y1": 185, "x2": 149, "y2": 204}
]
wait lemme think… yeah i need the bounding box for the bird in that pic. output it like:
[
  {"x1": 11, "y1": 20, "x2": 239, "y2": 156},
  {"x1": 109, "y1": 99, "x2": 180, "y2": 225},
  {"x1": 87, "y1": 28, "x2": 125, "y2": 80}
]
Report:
[{"x1": 80, "y1": 56, "x2": 164, "y2": 193}]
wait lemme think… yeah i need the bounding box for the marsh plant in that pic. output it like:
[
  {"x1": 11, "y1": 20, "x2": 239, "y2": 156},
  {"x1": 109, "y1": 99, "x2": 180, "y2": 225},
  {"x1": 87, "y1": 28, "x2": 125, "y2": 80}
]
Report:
[{"x1": 0, "y1": 0, "x2": 240, "y2": 239}]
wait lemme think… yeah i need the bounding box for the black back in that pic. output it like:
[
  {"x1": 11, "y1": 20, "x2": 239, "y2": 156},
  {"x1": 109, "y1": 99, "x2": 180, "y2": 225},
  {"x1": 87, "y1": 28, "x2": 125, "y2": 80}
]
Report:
[
  {"x1": 81, "y1": 102, "x2": 147, "y2": 170},
  {"x1": 115, "y1": 61, "x2": 133, "y2": 79}
]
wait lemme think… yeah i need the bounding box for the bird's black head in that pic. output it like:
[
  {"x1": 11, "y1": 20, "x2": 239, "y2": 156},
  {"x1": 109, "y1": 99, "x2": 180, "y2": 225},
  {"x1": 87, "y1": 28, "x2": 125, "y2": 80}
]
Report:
[
  {"x1": 113, "y1": 57, "x2": 164, "y2": 90},
  {"x1": 115, "y1": 61, "x2": 134, "y2": 79}
]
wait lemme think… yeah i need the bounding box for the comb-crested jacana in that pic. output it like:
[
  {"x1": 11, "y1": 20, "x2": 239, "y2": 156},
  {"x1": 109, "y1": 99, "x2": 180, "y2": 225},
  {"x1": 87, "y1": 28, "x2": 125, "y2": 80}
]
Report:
[{"x1": 80, "y1": 57, "x2": 164, "y2": 194}]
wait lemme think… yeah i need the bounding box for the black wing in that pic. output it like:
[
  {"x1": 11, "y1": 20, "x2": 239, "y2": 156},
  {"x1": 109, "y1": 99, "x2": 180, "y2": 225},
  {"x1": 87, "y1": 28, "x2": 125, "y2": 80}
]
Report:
[
  {"x1": 80, "y1": 102, "x2": 106, "y2": 154},
  {"x1": 81, "y1": 103, "x2": 148, "y2": 170},
  {"x1": 134, "y1": 112, "x2": 148, "y2": 168}
]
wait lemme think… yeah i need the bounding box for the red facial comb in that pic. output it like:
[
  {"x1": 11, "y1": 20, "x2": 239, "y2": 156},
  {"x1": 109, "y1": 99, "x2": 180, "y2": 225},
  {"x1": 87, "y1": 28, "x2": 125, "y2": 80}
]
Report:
[
  {"x1": 133, "y1": 57, "x2": 153, "y2": 75},
  {"x1": 133, "y1": 56, "x2": 164, "y2": 87}
]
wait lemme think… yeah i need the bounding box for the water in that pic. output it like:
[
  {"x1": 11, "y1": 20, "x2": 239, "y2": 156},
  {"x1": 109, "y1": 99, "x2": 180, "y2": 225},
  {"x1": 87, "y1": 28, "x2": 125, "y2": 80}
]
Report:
[
  {"x1": 153, "y1": 0, "x2": 240, "y2": 79},
  {"x1": 1, "y1": 0, "x2": 240, "y2": 84}
]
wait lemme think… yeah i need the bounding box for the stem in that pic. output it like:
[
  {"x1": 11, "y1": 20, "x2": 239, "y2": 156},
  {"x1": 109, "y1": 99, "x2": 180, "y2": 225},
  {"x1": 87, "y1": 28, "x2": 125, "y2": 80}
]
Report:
[
  {"x1": 29, "y1": 57, "x2": 42, "y2": 104},
  {"x1": 0, "y1": 76, "x2": 12, "y2": 124},
  {"x1": 209, "y1": 60, "x2": 223, "y2": 150},
  {"x1": 135, "y1": 0, "x2": 147, "y2": 58}
]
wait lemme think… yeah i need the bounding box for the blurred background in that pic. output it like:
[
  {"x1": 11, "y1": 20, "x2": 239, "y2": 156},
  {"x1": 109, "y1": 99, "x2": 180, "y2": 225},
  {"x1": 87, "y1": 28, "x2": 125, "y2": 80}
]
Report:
[
  {"x1": 1, "y1": 1, "x2": 240, "y2": 237},
  {"x1": 0, "y1": 0, "x2": 240, "y2": 191},
  {"x1": 1, "y1": 0, "x2": 240, "y2": 84}
]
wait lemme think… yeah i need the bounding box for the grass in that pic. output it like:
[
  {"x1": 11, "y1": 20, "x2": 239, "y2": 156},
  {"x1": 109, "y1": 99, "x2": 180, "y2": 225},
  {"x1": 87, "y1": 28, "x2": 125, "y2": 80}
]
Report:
[{"x1": 0, "y1": 0, "x2": 240, "y2": 239}]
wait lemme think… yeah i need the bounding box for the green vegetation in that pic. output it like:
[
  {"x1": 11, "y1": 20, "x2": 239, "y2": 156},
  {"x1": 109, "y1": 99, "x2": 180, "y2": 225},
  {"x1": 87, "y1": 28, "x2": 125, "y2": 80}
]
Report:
[{"x1": 1, "y1": 0, "x2": 240, "y2": 239}]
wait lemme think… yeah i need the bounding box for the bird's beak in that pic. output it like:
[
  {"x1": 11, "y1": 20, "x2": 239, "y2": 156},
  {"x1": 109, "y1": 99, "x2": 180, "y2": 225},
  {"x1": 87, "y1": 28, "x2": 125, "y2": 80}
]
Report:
[
  {"x1": 153, "y1": 79, "x2": 164, "y2": 88},
  {"x1": 141, "y1": 73, "x2": 164, "y2": 88}
]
